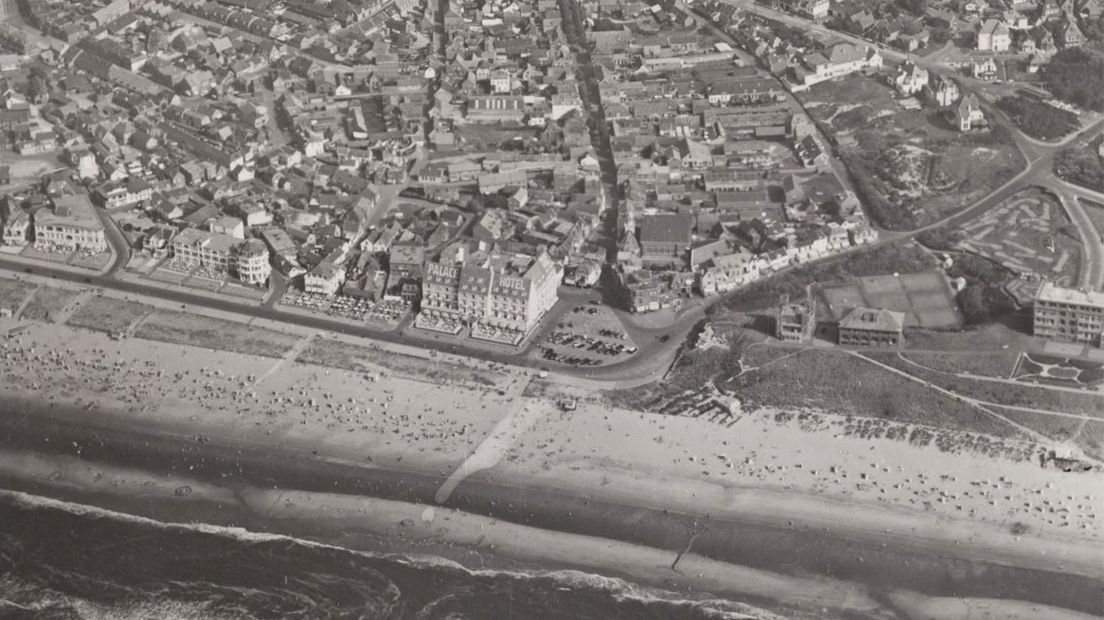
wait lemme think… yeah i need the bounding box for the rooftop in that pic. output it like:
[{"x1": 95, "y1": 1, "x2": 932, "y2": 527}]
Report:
[
  {"x1": 839, "y1": 307, "x2": 905, "y2": 333},
  {"x1": 1036, "y1": 282, "x2": 1104, "y2": 308}
]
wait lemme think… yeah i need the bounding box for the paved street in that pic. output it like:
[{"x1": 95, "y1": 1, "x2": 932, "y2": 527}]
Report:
[{"x1": 712, "y1": 0, "x2": 1104, "y2": 291}]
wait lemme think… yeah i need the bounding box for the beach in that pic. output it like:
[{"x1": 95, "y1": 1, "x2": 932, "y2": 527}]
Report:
[{"x1": 0, "y1": 317, "x2": 1101, "y2": 618}]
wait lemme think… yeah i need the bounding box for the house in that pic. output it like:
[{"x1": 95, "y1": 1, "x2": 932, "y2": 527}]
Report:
[
  {"x1": 797, "y1": 43, "x2": 882, "y2": 87},
  {"x1": 972, "y1": 56, "x2": 998, "y2": 80},
  {"x1": 956, "y1": 94, "x2": 985, "y2": 131},
  {"x1": 1, "y1": 209, "x2": 29, "y2": 246},
  {"x1": 893, "y1": 62, "x2": 928, "y2": 96},
  {"x1": 977, "y1": 19, "x2": 1011, "y2": 52},
  {"x1": 698, "y1": 251, "x2": 762, "y2": 296},
  {"x1": 837, "y1": 307, "x2": 905, "y2": 347},
  {"x1": 926, "y1": 75, "x2": 959, "y2": 107},
  {"x1": 304, "y1": 261, "x2": 346, "y2": 296},
  {"x1": 795, "y1": 135, "x2": 829, "y2": 170},
  {"x1": 1059, "y1": 19, "x2": 1084, "y2": 47},
  {"x1": 782, "y1": 0, "x2": 829, "y2": 20}
]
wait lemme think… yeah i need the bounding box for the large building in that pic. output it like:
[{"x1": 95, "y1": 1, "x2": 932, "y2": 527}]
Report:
[
  {"x1": 639, "y1": 214, "x2": 693, "y2": 267},
  {"x1": 1033, "y1": 282, "x2": 1104, "y2": 347},
  {"x1": 171, "y1": 228, "x2": 271, "y2": 285},
  {"x1": 33, "y1": 193, "x2": 108, "y2": 252},
  {"x1": 777, "y1": 296, "x2": 817, "y2": 342},
  {"x1": 420, "y1": 250, "x2": 561, "y2": 337},
  {"x1": 838, "y1": 307, "x2": 905, "y2": 347}
]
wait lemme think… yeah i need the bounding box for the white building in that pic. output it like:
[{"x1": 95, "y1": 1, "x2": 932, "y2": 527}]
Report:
[
  {"x1": 977, "y1": 19, "x2": 1011, "y2": 52},
  {"x1": 698, "y1": 252, "x2": 764, "y2": 296},
  {"x1": 420, "y1": 250, "x2": 562, "y2": 334},
  {"x1": 171, "y1": 228, "x2": 271, "y2": 285},
  {"x1": 893, "y1": 62, "x2": 929, "y2": 96},
  {"x1": 33, "y1": 194, "x2": 107, "y2": 252},
  {"x1": 798, "y1": 43, "x2": 883, "y2": 88},
  {"x1": 304, "y1": 261, "x2": 346, "y2": 296}
]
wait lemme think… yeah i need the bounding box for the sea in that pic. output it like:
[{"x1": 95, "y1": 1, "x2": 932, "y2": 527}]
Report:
[{"x1": 0, "y1": 491, "x2": 774, "y2": 620}]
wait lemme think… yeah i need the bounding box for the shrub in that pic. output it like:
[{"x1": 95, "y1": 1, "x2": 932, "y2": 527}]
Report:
[{"x1": 996, "y1": 96, "x2": 1080, "y2": 141}]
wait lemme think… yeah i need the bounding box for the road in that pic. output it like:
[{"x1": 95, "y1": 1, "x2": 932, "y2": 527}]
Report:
[
  {"x1": 713, "y1": 0, "x2": 1104, "y2": 290},
  {"x1": 1049, "y1": 177, "x2": 1104, "y2": 289},
  {"x1": 5, "y1": 0, "x2": 1101, "y2": 393}
]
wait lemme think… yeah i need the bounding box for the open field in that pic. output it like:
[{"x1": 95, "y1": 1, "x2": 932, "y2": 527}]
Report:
[
  {"x1": 992, "y1": 406, "x2": 1103, "y2": 461},
  {"x1": 66, "y1": 296, "x2": 151, "y2": 335},
  {"x1": 903, "y1": 322, "x2": 1034, "y2": 352},
  {"x1": 296, "y1": 338, "x2": 509, "y2": 390},
  {"x1": 864, "y1": 351, "x2": 1104, "y2": 418},
  {"x1": 800, "y1": 76, "x2": 1024, "y2": 230},
  {"x1": 134, "y1": 310, "x2": 301, "y2": 359},
  {"x1": 714, "y1": 242, "x2": 939, "y2": 313},
  {"x1": 902, "y1": 350, "x2": 1022, "y2": 378},
  {"x1": 19, "y1": 286, "x2": 83, "y2": 323},
  {"x1": 819, "y1": 270, "x2": 961, "y2": 328},
  {"x1": 0, "y1": 278, "x2": 37, "y2": 309},
  {"x1": 722, "y1": 349, "x2": 1020, "y2": 438}
]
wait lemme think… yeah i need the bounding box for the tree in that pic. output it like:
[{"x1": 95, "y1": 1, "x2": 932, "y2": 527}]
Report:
[
  {"x1": 898, "y1": 0, "x2": 927, "y2": 15},
  {"x1": 1043, "y1": 48, "x2": 1104, "y2": 112}
]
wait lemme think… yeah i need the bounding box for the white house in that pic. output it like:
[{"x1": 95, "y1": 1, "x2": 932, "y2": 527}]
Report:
[{"x1": 977, "y1": 19, "x2": 1011, "y2": 52}]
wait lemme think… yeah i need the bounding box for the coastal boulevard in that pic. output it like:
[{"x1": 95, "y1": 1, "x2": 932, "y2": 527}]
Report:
[
  {"x1": 0, "y1": 255, "x2": 702, "y2": 389},
  {"x1": 0, "y1": 402, "x2": 1100, "y2": 619}
]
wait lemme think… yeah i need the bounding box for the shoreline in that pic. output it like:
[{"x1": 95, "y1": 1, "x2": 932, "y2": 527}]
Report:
[
  {"x1": 0, "y1": 319, "x2": 1101, "y2": 617},
  {"x1": 0, "y1": 399, "x2": 1100, "y2": 618}
]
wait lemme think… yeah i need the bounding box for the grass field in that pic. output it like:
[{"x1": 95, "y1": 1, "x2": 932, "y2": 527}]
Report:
[
  {"x1": 0, "y1": 278, "x2": 37, "y2": 310},
  {"x1": 904, "y1": 322, "x2": 1033, "y2": 352},
  {"x1": 721, "y1": 349, "x2": 1020, "y2": 437},
  {"x1": 134, "y1": 310, "x2": 300, "y2": 359},
  {"x1": 20, "y1": 286, "x2": 83, "y2": 323},
  {"x1": 992, "y1": 406, "x2": 1098, "y2": 459},
  {"x1": 902, "y1": 350, "x2": 1022, "y2": 378},
  {"x1": 296, "y1": 338, "x2": 507, "y2": 389},
  {"x1": 66, "y1": 296, "x2": 151, "y2": 334},
  {"x1": 864, "y1": 351, "x2": 1104, "y2": 418}
]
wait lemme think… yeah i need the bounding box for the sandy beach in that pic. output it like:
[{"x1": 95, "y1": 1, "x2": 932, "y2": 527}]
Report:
[{"x1": 0, "y1": 317, "x2": 1101, "y2": 617}]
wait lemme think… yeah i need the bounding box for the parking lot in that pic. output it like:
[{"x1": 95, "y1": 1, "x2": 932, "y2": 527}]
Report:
[{"x1": 539, "y1": 302, "x2": 638, "y2": 368}]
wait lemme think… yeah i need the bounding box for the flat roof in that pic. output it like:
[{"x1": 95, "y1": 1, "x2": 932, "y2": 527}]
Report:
[{"x1": 1036, "y1": 281, "x2": 1104, "y2": 308}]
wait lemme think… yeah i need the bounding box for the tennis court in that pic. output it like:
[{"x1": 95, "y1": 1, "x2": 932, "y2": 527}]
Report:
[{"x1": 819, "y1": 271, "x2": 962, "y2": 329}]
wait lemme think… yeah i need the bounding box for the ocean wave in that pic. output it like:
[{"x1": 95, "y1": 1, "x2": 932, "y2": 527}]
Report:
[{"x1": 0, "y1": 490, "x2": 779, "y2": 620}]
